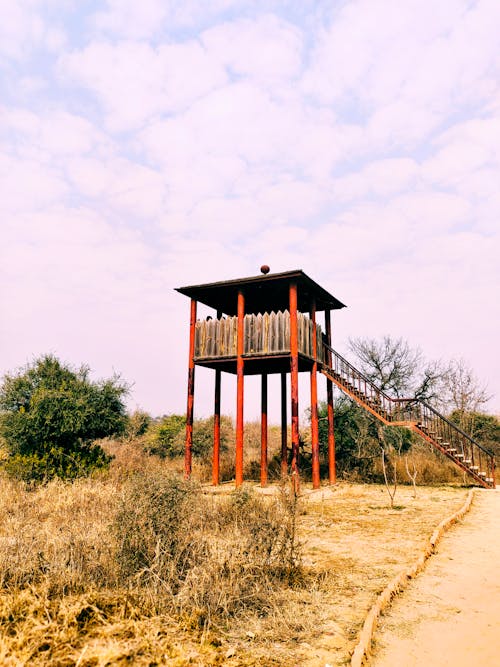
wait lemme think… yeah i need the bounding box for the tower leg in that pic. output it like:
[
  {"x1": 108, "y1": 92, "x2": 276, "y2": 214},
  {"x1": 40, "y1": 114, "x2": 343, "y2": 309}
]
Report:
[
  {"x1": 289, "y1": 281, "x2": 300, "y2": 493},
  {"x1": 260, "y1": 374, "x2": 268, "y2": 487},
  {"x1": 212, "y1": 309, "x2": 222, "y2": 486},
  {"x1": 310, "y1": 299, "x2": 320, "y2": 489},
  {"x1": 212, "y1": 368, "x2": 221, "y2": 485},
  {"x1": 184, "y1": 298, "x2": 197, "y2": 479},
  {"x1": 235, "y1": 290, "x2": 245, "y2": 487},
  {"x1": 281, "y1": 372, "x2": 288, "y2": 478},
  {"x1": 325, "y1": 309, "x2": 336, "y2": 484}
]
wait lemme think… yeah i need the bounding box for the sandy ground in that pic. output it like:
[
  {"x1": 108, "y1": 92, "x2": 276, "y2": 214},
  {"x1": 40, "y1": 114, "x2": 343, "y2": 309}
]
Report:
[{"x1": 371, "y1": 489, "x2": 500, "y2": 667}]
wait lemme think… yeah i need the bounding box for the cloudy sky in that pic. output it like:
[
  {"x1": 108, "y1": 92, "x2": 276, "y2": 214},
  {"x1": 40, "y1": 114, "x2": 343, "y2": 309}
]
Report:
[{"x1": 1, "y1": 0, "x2": 499, "y2": 421}]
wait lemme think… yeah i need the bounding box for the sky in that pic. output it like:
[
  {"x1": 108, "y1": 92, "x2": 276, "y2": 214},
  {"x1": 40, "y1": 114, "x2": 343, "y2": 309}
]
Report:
[{"x1": 1, "y1": 0, "x2": 499, "y2": 423}]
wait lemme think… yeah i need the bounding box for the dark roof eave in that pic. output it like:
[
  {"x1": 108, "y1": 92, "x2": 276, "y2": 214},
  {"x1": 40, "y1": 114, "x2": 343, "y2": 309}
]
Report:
[{"x1": 175, "y1": 269, "x2": 347, "y2": 313}]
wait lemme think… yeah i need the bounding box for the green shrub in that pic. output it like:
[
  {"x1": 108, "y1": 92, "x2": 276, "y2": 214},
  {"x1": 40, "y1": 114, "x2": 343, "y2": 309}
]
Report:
[
  {"x1": 124, "y1": 410, "x2": 152, "y2": 439},
  {"x1": 0, "y1": 354, "x2": 127, "y2": 482},
  {"x1": 145, "y1": 414, "x2": 233, "y2": 459},
  {"x1": 144, "y1": 414, "x2": 186, "y2": 458}
]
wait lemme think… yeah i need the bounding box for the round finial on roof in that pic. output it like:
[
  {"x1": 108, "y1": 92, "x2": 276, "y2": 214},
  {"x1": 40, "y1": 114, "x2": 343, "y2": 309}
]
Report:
[{"x1": 260, "y1": 265, "x2": 270, "y2": 275}]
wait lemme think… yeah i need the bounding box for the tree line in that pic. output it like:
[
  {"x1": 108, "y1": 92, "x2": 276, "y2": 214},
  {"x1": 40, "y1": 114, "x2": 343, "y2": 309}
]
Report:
[{"x1": 0, "y1": 338, "x2": 498, "y2": 483}]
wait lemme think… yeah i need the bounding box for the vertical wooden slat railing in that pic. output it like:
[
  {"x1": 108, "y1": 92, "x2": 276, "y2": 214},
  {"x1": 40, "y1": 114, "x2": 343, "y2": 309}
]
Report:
[{"x1": 194, "y1": 311, "x2": 324, "y2": 361}]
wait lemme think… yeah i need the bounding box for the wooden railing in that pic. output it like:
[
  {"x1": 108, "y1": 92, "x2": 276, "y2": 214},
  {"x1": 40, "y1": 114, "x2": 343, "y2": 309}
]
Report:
[
  {"x1": 322, "y1": 341, "x2": 496, "y2": 489},
  {"x1": 194, "y1": 310, "x2": 324, "y2": 362}
]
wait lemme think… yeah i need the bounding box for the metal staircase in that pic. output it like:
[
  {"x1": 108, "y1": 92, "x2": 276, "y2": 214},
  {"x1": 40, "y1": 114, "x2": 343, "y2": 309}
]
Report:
[{"x1": 321, "y1": 343, "x2": 496, "y2": 489}]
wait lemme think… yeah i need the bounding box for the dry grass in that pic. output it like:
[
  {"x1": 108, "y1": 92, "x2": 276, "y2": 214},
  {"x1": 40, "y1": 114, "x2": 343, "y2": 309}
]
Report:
[{"x1": 0, "y1": 446, "x2": 471, "y2": 666}]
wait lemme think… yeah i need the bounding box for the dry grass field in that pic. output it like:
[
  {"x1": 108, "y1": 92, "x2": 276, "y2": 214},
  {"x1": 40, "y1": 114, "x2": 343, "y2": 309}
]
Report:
[{"x1": 0, "y1": 442, "x2": 470, "y2": 666}]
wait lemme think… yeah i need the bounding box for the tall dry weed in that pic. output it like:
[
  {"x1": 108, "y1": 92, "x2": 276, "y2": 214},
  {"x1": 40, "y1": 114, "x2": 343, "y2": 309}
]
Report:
[
  {"x1": 0, "y1": 477, "x2": 117, "y2": 592},
  {"x1": 0, "y1": 469, "x2": 302, "y2": 652},
  {"x1": 114, "y1": 475, "x2": 301, "y2": 627}
]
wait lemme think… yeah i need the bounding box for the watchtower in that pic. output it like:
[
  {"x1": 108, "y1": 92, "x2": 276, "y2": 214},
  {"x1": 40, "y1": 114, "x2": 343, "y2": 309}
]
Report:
[{"x1": 175, "y1": 268, "x2": 346, "y2": 489}]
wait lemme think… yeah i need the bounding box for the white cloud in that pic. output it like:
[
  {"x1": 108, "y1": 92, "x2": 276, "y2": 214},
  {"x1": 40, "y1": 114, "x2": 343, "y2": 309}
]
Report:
[
  {"x1": 303, "y1": 0, "x2": 500, "y2": 149},
  {"x1": 334, "y1": 158, "x2": 419, "y2": 202},
  {"x1": 201, "y1": 14, "x2": 303, "y2": 81},
  {"x1": 67, "y1": 156, "x2": 168, "y2": 219},
  {"x1": 92, "y1": 0, "x2": 242, "y2": 39},
  {"x1": 59, "y1": 40, "x2": 228, "y2": 131},
  {"x1": 92, "y1": 0, "x2": 171, "y2": 40},
  {"x1": 0, "y1": 0, "x2": 66, "y2": 60},
  {"x1": 0, "y1": 154, "x2": 67, "y2": 213},
  {"x1": 1, "y1": 1, "x2": 500, "y2": 415}
]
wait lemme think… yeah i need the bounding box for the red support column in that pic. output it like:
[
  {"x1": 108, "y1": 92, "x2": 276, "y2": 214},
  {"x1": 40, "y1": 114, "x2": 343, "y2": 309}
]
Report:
[
  {"x1": 213, "y1": 369, "x2": 221, "y2": 485},
  {"x1": 289, "y1": 281, "x2": 300, "y2": 493},
  {"x1": 184, "y1": 298, "x2": 197, "y2": 479},
  {"x1": 212, "y1": 310, "x2": 222, "y2": 486},
  {"x1": 235, "y1": 290, "x2": 245, "y2": 487},
  {"x1": 310, "y1": 299, "x2": 320, "y2": 489},
  {"x1": 260, "y1": 374, "x2": 268, "y2": 487},
  {"x1": 281, "y1": 372, "x2": 288, "y2": 478},
  {"x1": 325, "y1": 309, "x2": 336, "y2": 484}
]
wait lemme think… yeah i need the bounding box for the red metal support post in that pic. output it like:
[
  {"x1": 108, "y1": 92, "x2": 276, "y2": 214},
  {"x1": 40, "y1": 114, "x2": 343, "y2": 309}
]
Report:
[
  {"x1": 310, "y1": 299, "x2": 320, "y2": 489},
  {"x1": 325, "y1": 309, "x2": 336, "y2": 484},
  {"x1": 289, "y1": 281, "x2": 300, "y2": 493},
  {"x1": 212, "y1": 311, "x2": 222, "y2": 486},
  {"x1": 184, "y1": 298, "x2": 197, "y2": 479},
  {"x1": 260, "y1": 374, "x2": 268, "y2": 487},
  {"x1": 281, "y1": 372, "x2": 288, "y2": 478},
  {"x1": 235, "y1": 290, "x2": 245, "y2": 487}
]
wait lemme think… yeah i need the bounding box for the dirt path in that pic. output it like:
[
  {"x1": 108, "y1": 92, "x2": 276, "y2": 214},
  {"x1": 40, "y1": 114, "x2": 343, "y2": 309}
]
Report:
[{"x1": 371, "y1": 489, "x2": 500, "y2": 667}]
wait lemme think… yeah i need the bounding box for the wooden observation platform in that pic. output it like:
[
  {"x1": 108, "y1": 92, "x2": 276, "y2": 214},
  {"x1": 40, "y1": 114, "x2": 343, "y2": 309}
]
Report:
[
  {"x1": 176, "y1": 268, "x2": 346, "y2": 489},
  {"x1": 176, "y1": 268, "x2": 495, "y2": 490}
]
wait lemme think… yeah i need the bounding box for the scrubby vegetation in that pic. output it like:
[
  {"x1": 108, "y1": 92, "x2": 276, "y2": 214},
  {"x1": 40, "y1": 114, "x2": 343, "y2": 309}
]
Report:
[
  {"x1": 0, "y1": 468, "x2": 308, "y2": 665},
  {"x1": 0, "y1": 346, "x2": 497, "y2": 663},
  {"x1": 0, "y1": 355, "x2": 127, "y2": 482},
  {"x1": 0, "y1": 463, "x2": 470, "y2": 665}
]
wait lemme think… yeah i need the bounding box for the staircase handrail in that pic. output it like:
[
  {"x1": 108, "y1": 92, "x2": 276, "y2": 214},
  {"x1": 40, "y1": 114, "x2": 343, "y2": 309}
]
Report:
[
  {"x1": 322, "y1": 341, "x2": 414, "y2": 406},
  {"x1": 322, "y1": 341, "x2": 495, "y2": 459},
  {"x1": 418, "y1": 400, "x2": 495, "y2": 458}
]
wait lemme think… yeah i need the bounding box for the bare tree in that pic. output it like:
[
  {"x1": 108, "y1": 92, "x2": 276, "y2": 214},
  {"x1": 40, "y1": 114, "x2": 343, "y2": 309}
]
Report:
[
  {"x1": 442, "y1": 359, "x2": 491, "y2": 436},
  {"x1": 348, "y1": 336, "x2": 444, "y2": 401},
  {"x1": 378, "y1": 426, "x2": 409, "y2": 508},
  {"x1": 405, "y1": 455, "x2": 418, "y2": 498}
]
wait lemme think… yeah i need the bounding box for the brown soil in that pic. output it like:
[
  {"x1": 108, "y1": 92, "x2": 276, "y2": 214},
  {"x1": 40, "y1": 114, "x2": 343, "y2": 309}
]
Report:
[{"x1": 371, "y1": 489, "x2": 500, "y2": 667}]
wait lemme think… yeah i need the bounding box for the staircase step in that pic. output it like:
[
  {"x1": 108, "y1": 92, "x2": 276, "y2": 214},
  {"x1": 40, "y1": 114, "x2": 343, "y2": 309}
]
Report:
[{"x1": 327, "y1": 347, "x2": 495, "y2": 490}]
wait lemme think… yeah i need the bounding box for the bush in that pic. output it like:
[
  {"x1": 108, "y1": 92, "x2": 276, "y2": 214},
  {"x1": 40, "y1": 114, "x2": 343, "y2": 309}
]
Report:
[
  {"x1": 124, "y1": 410, "x2": 152, "y2": 439},
  {"x1": 0, "y1": 354, "x2": 128, "y2": 482},
  {"x1": 114, "y1": 474, "x2": 301, "y2": 624},
  {"x1": 145, "y1": 414, "x2": 233, "y2": 460},
  {"x1": 144, "y1": 414, "x2": 186, "y2": 458}
]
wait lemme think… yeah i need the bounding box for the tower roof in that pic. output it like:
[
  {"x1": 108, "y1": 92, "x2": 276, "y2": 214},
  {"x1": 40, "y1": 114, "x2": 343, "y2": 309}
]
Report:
[{"x1": 175, "y1": 269, "x2": 346, "y2": 315}]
